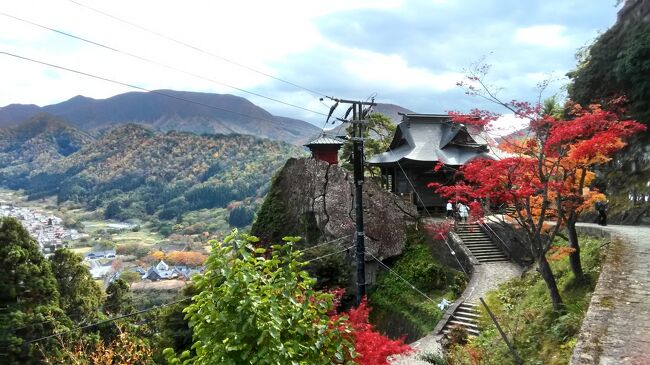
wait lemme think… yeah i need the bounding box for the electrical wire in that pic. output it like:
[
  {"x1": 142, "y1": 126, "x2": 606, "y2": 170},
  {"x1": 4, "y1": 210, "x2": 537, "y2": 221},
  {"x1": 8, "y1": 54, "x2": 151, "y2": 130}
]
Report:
[
  {"x1": 300, "y1": 235, "x2": 353, "y2": 252},
  {"x1": 304, "y1": 245, "x2": 354, "y2": 263},
  {"x1": 0, "y1": 12, "x2": 328, "y2": 118},
  {"x1": 365, "y1": 250, "x2": 437, "y2": 304},
  {"x1": 0, "y1": 51, "x2": 313, "y2": 128},
  {"x1": 18, "y1": 297, "x2": 191, "y2": 346},
  {"x1": 66, "y1": 0, "x2": 327, "y2": 98}
]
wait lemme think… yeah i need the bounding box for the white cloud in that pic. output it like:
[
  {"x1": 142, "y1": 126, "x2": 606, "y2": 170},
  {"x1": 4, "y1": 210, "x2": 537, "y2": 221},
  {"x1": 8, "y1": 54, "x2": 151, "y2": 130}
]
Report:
[
  {"x1": 489, "y1": 113, "x2": 528, "y2": 136},
  {"x1": 341, "y1": 50, "x2": 463, "y2": 91},
  {"x1": 514, "y1": 25, "x2": 570, "y2": 48}
]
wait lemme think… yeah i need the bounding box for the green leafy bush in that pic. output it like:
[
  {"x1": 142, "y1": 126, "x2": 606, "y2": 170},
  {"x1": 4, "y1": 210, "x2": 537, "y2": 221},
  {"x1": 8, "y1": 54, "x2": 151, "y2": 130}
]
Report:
[{"x1": 166, "y1": 231, "x2": 356, "y2": 364}]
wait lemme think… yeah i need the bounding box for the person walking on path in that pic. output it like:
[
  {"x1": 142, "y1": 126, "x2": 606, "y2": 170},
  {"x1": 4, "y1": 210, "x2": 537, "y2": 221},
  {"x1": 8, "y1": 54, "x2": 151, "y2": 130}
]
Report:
[
  {"x1": 596, "y1": 200, "x2": 608, "y2": 226},
  {"x1": 458, "y1": 202, "x2": 469, "y2": 223},
  {"x1": 446, "y1": 200, "x2": 454, "y2": 218}
]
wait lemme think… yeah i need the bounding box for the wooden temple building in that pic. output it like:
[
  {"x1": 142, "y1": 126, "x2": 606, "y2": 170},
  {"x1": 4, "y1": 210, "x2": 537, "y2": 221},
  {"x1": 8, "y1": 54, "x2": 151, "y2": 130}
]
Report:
[
  {"x1": 304, "y1": 135, "x2": 345, "y2": 165},
  {"x1": 367, "y1": 113, "x2": 498, "y2": 210}
]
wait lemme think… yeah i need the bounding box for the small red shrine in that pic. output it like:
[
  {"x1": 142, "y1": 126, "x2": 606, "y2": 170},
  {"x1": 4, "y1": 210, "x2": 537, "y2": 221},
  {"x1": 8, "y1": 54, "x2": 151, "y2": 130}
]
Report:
[{"x1": 304, "y1": 135, "x2": 344, "y2": 164}]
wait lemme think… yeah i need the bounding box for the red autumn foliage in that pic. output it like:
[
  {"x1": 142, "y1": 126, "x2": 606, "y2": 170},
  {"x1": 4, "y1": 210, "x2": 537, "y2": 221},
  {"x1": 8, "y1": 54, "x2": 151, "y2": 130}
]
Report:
[
  {"x1": 424, "y1": 220, "x2": 453, "y2": 240},
  {"x1": 468, "y1": 200, "x2": 484, "y2": 222},
  {"x1": 328, "y1": 292, "x2": 411, "y2": 364},
  {"x1": 448, "y1": 109, "x2": 499, "y2": 128},
  {"x1": 343, "y1": 299, "x2": 412, "y2": 365}
]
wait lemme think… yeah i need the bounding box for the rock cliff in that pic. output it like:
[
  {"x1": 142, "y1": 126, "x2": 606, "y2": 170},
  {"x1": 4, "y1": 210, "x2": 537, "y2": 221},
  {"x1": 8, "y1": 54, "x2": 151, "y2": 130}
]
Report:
[{"x1": 252, "y1": 157, "x2": 418, "y2": 260}]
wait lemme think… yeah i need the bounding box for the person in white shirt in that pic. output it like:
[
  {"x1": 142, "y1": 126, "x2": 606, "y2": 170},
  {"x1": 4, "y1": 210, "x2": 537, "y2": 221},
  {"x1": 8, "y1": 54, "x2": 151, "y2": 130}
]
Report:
[
  {"x1": 458, "y1": 202, "x2": 469, "y2": 222},
  {"x1": 446, "y1": 200, "x2": 454, "y2": 218}
]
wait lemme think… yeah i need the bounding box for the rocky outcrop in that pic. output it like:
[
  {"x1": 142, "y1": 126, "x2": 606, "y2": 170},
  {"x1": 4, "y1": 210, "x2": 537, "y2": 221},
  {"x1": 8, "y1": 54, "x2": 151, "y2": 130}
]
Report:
[{"x1": 252, "y1": 157, "x2": 418, "y2": 260}]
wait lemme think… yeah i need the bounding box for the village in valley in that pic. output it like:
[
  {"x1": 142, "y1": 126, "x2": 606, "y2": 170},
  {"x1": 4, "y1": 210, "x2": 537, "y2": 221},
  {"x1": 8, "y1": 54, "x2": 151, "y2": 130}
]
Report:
[{"x1": 0, "y1": 189, "x2": 205, "y2": 287}]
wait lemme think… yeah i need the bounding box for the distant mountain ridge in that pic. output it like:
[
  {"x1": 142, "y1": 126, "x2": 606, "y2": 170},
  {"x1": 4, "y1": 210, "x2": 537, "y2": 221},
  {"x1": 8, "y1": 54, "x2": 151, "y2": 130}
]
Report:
[
  {"x1": 0, "y1": 114, "x2": 94, "y2": 185},
  {"x1": 0, "y1": 90, "x2": 321, "y2": 145}
]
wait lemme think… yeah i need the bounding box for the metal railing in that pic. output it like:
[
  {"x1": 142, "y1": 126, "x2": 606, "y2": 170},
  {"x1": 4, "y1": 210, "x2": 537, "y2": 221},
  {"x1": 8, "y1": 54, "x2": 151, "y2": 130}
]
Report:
[
  {"x1": 477, "y1": 221, "x2": 513, "y2": 258},
  {"x1": 478, "y1": 220, "x2": 533, "y2": 259}
]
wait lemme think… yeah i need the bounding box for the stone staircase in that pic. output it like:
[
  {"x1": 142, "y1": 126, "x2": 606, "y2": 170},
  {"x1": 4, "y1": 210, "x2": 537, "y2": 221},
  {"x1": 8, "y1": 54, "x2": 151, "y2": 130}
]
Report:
[
  {"x1": 456, "y1": 223, "x2": 508, "y2": 263},
  {"x1": 441, "y1": 301, "x2": 481, "y2": 337},
  {"x1": 504, "y1": 205, "x2": 517, "y2": 217}
]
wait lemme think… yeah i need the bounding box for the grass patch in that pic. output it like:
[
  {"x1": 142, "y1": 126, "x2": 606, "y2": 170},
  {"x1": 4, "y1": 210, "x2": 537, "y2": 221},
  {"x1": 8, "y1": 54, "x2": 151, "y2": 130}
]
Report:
[
  {"x1": 70, "y1": 246, "x2": 91, "y2": 255},
  {"x1": 369, "y1": 226, "x2": 467, "y2": 342},
  {"x1": 447, "y1": 234, "x2": 605, "y2": 365}
]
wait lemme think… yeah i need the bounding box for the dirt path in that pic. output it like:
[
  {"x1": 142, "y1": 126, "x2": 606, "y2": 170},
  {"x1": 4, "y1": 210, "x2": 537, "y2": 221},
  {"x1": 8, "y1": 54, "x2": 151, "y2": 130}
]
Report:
[{"x1": 571, "y1": 223, "x2": 650, "y2": 365}]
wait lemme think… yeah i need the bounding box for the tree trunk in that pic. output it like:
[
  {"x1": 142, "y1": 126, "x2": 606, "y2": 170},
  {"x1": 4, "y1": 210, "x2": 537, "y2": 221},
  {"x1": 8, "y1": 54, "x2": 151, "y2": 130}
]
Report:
[
  {"x1": 537, "y1": 253, "x2": 564, "y2": 312},
  {"x1": 566, "y1": 213, "x2": 585, "y2": 282}
]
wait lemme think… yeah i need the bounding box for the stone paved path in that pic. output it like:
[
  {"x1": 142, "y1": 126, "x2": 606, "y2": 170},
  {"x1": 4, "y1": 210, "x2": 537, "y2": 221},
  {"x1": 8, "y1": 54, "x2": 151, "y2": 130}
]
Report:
[
  {"x1": 571, "y1": 223, "x2": 650, "y2": 365},
  {"x1": 391, "y1": 234, "x2": 522, "y2": 364}
]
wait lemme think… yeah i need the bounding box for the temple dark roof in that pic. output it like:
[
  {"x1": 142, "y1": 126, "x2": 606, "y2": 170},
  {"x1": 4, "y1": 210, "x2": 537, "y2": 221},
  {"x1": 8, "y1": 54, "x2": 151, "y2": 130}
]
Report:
[
  {"x1": 304, "y1": 135, "x2": 345, "y2": 147},
  {"x1": 367, "y1": 114, "x2": 498, "y2": 166}
]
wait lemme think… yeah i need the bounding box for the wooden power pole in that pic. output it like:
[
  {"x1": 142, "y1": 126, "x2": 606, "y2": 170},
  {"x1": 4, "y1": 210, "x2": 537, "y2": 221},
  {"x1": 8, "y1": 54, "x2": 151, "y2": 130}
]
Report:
[{"x1": 329, "y1": 97, "x2": 376, "y2": 306}]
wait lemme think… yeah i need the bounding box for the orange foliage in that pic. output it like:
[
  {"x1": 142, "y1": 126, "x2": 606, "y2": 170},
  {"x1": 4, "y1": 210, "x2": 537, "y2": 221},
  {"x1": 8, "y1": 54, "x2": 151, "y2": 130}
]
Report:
[
  {"x1": 165, "y1": 251, "x2": 208, "y2": 266},
  {"x1": 547, "y1": 245, "x2": 577, "y2": 261}
]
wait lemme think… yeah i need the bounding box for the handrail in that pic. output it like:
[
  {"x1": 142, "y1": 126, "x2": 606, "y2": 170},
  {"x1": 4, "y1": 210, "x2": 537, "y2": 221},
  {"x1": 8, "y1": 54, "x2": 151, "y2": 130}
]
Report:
[
  {"x1": 477, "y1": 220, "x2": 513, "y2": 258},
  {"x1": 478, "y1": 220, "x2": 533, "y2": 258}
]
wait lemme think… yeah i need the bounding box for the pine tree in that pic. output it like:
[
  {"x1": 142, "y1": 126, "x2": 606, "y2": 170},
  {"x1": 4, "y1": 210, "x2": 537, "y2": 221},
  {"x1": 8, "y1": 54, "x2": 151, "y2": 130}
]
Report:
[
  {"x1": 0, "y1": 217, "x2": 69, "y2": 364},
  {"x1": 49, "y1": 248, "x2": 103, "y2": 323},
  {"x1": 104, "y1": 278, "x2": 133, "y2": 316}
]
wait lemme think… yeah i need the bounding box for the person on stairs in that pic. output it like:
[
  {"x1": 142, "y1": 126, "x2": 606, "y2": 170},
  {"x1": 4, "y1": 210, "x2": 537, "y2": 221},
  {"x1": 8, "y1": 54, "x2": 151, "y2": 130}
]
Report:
[
  {"x1": 446, "y1": 200, "x2": 454, "y2": 219},
  {"x1": 458, "y1": 202, "x2": 469, "y2": 223}
]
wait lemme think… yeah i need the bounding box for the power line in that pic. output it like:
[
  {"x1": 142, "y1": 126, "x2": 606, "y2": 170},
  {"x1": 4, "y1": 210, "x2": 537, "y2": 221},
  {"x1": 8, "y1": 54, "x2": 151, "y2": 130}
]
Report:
[
  {"x1": 0, "y1": 51, "x2": 313, "y2": 128},
  {"x1": 304, "y1": 245, "x2": 354, "y2": 263},
  {"x1": 365, "y1": 250, "x2": 437, "y2": 304},
  {"x1": 66, "y1": 0, "x2": 327, "y2": 98},
  {"x1": 0, "y1": 12, "x2": 328, "y2": 118},
  {"x1": 300, "y1": 235, "x2": 353, "y2": 252},
  {"x1": 19, "y1": 297, "x2": 191, "y2": 346}
]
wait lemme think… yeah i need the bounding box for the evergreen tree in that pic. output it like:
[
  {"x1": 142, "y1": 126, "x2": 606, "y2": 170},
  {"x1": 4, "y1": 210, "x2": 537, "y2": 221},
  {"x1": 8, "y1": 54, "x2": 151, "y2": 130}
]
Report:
[
  {"x1": 228, "y1": 206, "x2": 255, "y2": 227},
  {"x1": 104, "y1": 279, "x2": 133, "y2": 316},
  {"x1": 0, "y1": 217, "x2": 69, "y2": 364},
  {"x1": 49, "y1": 248, "x2": 103, "y2": 323},
  {"x1": 104, "y1": 200, "x2": 122, "y2": 219}
]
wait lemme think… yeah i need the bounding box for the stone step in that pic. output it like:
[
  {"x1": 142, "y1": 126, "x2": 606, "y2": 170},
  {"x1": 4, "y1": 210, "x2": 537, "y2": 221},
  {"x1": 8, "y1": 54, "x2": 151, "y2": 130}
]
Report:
[
  {"x1": 452, "y1": 314, "x2": 479, "y2": 323},
  {"x1": 456, "y1": 229, "x2": 487, "y2": 234},
  {"x1": 457, "y1": 236, "x2": 492, "y2": 240},
  {"x1": 463, "y1": 241, "x2": 497, "y2": 247},
  {"x1": 448, "y1": 320, "x2": 479, "y2": 329},
  {"x1": 462, "y1": 240, "x2": 494, "y2": 244},
  {"x1": 473, "y1": 251, "x2": 507, "y2": 257},
  {"x1": 464, "y1": 243, "x2": 500, "y2": 249},
  {"x1": 473, "y1": 252, "x2": 508, "y2": 258},
  {"x1": 455, "y1": 310, "x2": 480, "y2": 318},
  {"x1": 442, "y1": 327, "x2": 480, "y2": 337},
  {"x1": 478, "y1": 257, "x2": 509, "y2": 263},
  {"x1": 466, "y1": 246, "x2": 497, "y2": 250},
  {"x1": 458, "y1": 302, "x2": 479, "y2": 310}
]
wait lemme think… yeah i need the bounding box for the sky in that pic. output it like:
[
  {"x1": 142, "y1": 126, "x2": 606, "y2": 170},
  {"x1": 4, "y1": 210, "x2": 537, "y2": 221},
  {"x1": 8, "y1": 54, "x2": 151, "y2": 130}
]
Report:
[{"x1": 0, "y1": 0, "x2": 621, "y2": 127}]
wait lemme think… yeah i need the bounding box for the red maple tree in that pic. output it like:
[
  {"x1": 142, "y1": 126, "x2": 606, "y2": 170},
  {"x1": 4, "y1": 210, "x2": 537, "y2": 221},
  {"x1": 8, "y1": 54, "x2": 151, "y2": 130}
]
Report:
[
  {"x1": 328, "y1": 292, "x2": 412, "y2": 364},
  {"x1": 430, "y1": 61, "x2": 645, "y2": 310}
]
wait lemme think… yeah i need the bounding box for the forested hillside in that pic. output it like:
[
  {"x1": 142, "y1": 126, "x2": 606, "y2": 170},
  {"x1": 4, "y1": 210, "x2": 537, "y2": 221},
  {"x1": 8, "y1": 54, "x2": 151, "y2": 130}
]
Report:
[
  {"x1": 0, "y1": 114, "x2": 94, "y2": 186},
  {"x1": 1, "y1": 119, "x2": 304, "y2": 221},
  {"x1": 567, "y1": 1, "x2": 650, "y2": 211}
]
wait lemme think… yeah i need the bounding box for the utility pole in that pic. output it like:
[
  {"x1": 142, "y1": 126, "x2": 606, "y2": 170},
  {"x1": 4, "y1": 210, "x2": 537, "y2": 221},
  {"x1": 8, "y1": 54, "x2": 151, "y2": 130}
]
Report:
[{"x1": 328, "y1": 97, "x2": 375, "y2": 306}]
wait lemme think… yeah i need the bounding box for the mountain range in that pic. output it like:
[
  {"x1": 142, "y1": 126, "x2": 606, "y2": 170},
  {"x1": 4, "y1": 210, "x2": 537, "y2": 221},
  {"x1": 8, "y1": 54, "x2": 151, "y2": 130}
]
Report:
[
  {"x1": 0, "y1": 90, "x2": 321, "y2": 145},
  {"x1": 0, "y1": 113, "x2": 303, "y2": 222}
]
